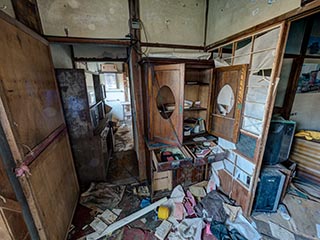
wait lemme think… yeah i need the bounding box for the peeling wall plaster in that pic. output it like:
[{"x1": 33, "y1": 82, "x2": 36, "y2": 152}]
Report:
[
  {"x1": 0, "y1": 0, "x2": 15, "y2": 18},
  {"x1": 37, "y1": 0, "x2": 129, "y2": 38},
  {"x1": 206, "y1": 0, "x2": 301, "y2": 45},
  {"x1": 140, "y1": 0, "x2": 206, "y2": 46}
]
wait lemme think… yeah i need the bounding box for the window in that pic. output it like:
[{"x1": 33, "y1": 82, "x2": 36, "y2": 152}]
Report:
[{"x1": 104, "y1": 73, "x2": 118, "y2": 89}]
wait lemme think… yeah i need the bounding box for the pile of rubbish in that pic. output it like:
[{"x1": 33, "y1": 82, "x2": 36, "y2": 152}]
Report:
[{"x1": 83, "y1": 182, "x2": 261, "y2": 240}]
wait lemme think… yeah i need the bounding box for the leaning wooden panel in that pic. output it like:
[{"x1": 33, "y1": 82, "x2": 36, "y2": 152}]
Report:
[
  {"x1": 0, "y1": 15, "x2": 64, "y2": 156},
  {"x1": 27, "y1": 131, "x2": 79, "y2": 240}
]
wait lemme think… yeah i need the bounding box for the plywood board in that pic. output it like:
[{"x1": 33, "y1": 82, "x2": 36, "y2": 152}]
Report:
[
  {"x1": 27, "y1": 132, "x2": 79, "y2": 240},
  {"x1": 0, "y1": 16, "x2": 64, "y2": 156}
]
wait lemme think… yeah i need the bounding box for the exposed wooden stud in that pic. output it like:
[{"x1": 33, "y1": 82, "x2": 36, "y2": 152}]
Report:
[
  {"x1": 141, "y1": 42, "x2": 204, "y2": 50},
  {"x1": 46, "y1": 36, "x2": 131, "y2": 45},
  {"x1": 282, "y1": 15, "x2": 315, "y2": 119}
]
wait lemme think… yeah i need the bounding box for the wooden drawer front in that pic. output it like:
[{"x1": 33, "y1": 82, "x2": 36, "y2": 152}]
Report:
[{"x1": 152, "y1": 170, "x2": 173, "y2": 192}]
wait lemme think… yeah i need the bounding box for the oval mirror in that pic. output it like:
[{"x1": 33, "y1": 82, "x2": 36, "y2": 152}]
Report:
[
  {"x1": 217, "y1": 84, "x2": 235, "y2": 115},
  {"x1": 156, "y1": 86, "x2": 176, "y2": 119}
]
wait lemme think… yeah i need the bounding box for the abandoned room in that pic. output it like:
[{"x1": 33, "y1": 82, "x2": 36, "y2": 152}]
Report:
[{"x1": 1, "y1": 0, "x2": 320, "y2": 239}]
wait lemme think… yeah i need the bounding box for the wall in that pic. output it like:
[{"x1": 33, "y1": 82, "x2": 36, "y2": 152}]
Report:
[
  {"x1": 50, "y1": 44, "x2": 73, "y2": 68},
  {"x1": 37, "y1": 0, "x2": 129, "y2": 38},
  {"x1": 290, "y1": 93, "x2": 320, "y2": 131},
  {"x1": 206, "y1": 0, "x2": 300, "y2": 45},
  {"x1": 0, "y1": 0, "x2": 15, "y2": 17},
  {"x1": 140, "y1": 0, "x2": 206, "y2": 46}
]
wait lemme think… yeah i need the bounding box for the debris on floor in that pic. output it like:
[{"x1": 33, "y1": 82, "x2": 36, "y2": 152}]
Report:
[
  {"x1": 80, "y1": 183, "x2": 125, "y2": 212},
  {"x1": 114, "y1": 121, "x2": 134, "y2": 152},
  {"x1": 69, "y1": 170, "x2": 320, "y2": 240},
  {"x1": 253, "y1": 192, "x2": 320, "y2": 239}
]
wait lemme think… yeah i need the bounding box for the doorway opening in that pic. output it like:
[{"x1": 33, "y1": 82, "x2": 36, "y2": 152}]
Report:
[{"x1": 74, "y1": 61, "x2": 139, "y2": 184}]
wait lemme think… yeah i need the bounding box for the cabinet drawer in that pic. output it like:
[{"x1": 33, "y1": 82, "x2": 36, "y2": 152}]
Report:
[
  {"x1": 184, "y1": 143, "x2": 226, "y2": 166},
  {"x1": 151, "y1": 146, "x2": 193, "y2": 171},
  {"x1": 152, "y1": 170, "x2": 172, "y2": 192}
]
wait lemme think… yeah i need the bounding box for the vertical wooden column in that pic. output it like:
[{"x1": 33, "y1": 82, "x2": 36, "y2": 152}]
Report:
[{"x1": 128, "y1": 0, "x2": 147, "y2": 180}]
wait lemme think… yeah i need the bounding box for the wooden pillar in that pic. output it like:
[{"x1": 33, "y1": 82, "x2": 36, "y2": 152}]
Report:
[{"x1": 128, "y1": 0, "x2": 147, "y2": 180}]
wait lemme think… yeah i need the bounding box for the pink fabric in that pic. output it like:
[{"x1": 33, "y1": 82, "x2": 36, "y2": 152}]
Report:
[
  {"x1": 173, "y1": 202, "x2": 184, "y2": 220},
  {"x1": 15, "y1": 163, "x2": 31, "y2": 177},
  {"x1": 184, "y1": 190, "x2": 196, "y2": 216},
  {"x1": 205, "y1": 223, "x2": 213, "y2": 235}
]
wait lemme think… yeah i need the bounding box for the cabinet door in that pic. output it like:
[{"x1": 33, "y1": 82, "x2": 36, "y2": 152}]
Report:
[
  {"x1": 208, "y1": 65, "x2": 248, "y2": 142},
  {"x1": 148, "y1": 64, "x2": 185, "y2": 145}
]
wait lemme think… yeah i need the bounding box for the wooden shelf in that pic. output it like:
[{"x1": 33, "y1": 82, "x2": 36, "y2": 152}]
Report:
[
  {"x1": 184, "y1": 107, "x2": 207, "y2": 111},
  {"x1": 185, "y1": 81, "x2": 209, "y2": 86}
]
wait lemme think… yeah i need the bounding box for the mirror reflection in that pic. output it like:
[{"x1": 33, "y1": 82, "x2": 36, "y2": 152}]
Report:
[
  {"x1": 217, "y1": 84, "x2": 235, "y2": 115},
  {"x1": 156, "y1": 86, "x2": 175, "y2": 119}
]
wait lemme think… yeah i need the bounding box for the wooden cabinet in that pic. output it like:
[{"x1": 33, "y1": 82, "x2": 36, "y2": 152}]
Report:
[
  {"x1": 55, "y1": 69, "x2": 114, "y2": 184},
  {"x1": 141, "y1": 59, "x2": 249, "y2": 199},
  {"x1": 143, "y1": 60, "x2": 214, "y2": 145}
]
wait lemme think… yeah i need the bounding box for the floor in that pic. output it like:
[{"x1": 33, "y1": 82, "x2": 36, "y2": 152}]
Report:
[
  {"x1": 68, "y1": 120, "x2": 320, "y2": 239},
  {"x1": 114, "y1": 120, "x2": 134, "y2": 153}
]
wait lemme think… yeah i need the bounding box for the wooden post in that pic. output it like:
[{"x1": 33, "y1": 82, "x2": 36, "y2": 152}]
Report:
[{"x1": 128, "y1": 0, "x2": 147, "y2": 180}]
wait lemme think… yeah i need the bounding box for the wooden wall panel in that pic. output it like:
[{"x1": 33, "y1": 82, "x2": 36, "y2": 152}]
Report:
[
  {"x1": 231, "y1": 180, "x2": 251, "y2": 214},
  {"x1": 27, "y1": 132, "x2": 78, "y2": 239},
  {"x1": 0, "y1": 12, "x2": 79, "y2": 239},
  {"x1": 0, "y1": 16, "x2": 64, "y2": 156}
]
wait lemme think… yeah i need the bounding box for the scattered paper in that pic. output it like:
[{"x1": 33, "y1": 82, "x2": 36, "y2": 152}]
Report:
[
  {"x1": 170, "y1": 185, "x2": 185, "y2": 203},
  {"x1": 155, "y1": 220, "x2": 172, "y2": 240},
  {"x1": 223, "y1": 203, "x2": 241, "y2": 222},
  {"x1": 193, "y1": 137, "x2": 207, "y2": 142},
  {"x1": 98, "y1": 209, "x2": 120, "y2": 225},
  {"x1": 89, "y1": 218, "x2": 108, "y2": 234},
  {"x1": 226, "y1": 213, "x2": 261, "y2": 240},
  {"x1": 168, "y1": 218, "x2": 205, "y2": 240},
  {"x1": 269, "y1": 221, "x2": 295, "y2": 240},
  {"x1": 189, "y1": 186, "x2": 207, "y2": 198}
]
